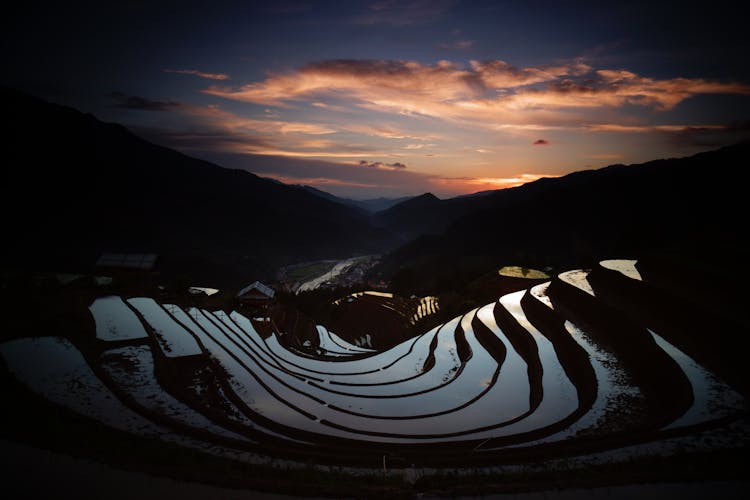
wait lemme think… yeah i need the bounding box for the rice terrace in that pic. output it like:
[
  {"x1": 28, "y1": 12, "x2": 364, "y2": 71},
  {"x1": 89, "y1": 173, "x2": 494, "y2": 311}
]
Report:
[{"x1": 2, "y1": 257, "x2": 748, "y2": 497}]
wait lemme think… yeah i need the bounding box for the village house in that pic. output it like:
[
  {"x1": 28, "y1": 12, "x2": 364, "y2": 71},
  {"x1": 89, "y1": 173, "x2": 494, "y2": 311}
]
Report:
[{"x1": 236, "y1": 281, "x2": 275, "y2": 308}]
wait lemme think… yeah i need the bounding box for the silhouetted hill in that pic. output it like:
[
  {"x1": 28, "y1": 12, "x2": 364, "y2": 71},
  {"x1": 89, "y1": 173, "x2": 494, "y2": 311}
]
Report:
[
  {"x1": 297, "y1": 185, "x2": 413, "y2": 213},
  {"x1": 452, "y1": 189, "x2": 498, "y2": 199},
  {"x1": 378, "y1": 141, "x2": 750, "y2": 293},
  {"x1": 295, "y1": 185, "x2": 356, "y2": 208},
  {"x1": 374, "y1": 191, "x2": 496, "y2": 242},
  {"x1": 350, "y1": 195, "x2": 415, "y2": 213},
  {"x1": 1, "y1": 87, "x2": 398, "y2": 288}
]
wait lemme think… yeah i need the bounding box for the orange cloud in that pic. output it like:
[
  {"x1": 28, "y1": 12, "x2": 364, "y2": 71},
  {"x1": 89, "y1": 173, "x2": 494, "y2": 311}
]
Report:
[
  {"x1": 344, "y1": 124, "x2": 438, "y2": 140},
  {"x1": 517, "y1": 72, "x2": 750, "y2": 111},
  {"x1": 204, "y1": 59, "x2": 750, "y2": 131},
  {"x1": 469, "y1": 59, "x2": 591, "y2": 89},
  {"x1": 179, "y1": 103, "x2": 337, "y2": 136},
  {"x1": 204, "y1": 59, "x2": 486, "y2": 108}
]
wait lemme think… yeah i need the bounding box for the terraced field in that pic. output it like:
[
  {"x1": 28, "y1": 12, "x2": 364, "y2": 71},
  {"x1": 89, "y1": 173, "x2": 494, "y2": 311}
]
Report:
[{"x1": 1, "y1": 260, "x2": 747, "y2": 472}]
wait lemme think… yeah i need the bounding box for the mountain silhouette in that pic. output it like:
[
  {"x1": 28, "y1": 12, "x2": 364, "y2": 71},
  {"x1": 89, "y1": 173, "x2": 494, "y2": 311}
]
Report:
[
  {"x1": 1, "y1": 87, "x2": 397, "y2": 288},
  {"x1": 378, "y1": 141, "x2": 750, "y2": 292},
  {"x1": 294, "y1": 185, "x2": 414, "y2": 213},
  {"x1": 374, "y1": 191, "x2": 497, "y2": 242}
]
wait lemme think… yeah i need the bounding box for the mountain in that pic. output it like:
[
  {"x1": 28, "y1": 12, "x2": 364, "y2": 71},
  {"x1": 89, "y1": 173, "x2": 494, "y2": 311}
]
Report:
[
  {"x1": 294, "y1": 185, "x2": 353, "y2": 206},
  {"x1": 1, "y1": 87, "x2": 398, "y2": 288},
  {"x1": 374, "y1": 191, "x2": 497, "y2": 242},
  {"x1": 378, "y1": 141, "x2": 750, "y2": 292},
  {"x1": 350, "y1": 195, "x2": 415, "y2": 213},
  {"x1": 452, "y1": 189, "x2": 499, "y2": 199},
  {"x1": 295, "y1": 185, "x2": 414, "y2": 213}
]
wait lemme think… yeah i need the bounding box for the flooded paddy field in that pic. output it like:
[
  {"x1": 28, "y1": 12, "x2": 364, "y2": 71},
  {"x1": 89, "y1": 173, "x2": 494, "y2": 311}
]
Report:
[{"x1": 1, "y1": 259, "x2": 748, "y2": 496}]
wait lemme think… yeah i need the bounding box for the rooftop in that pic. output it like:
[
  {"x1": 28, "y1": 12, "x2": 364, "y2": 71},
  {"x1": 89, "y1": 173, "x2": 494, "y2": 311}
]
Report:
[{"x1": 237, "y1": 281, "x2": 275, "y2": 299}]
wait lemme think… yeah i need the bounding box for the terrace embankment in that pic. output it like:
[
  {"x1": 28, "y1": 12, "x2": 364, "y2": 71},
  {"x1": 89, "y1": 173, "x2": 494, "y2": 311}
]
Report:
[
  {"x1": 493, "y1": 300, "x2": 543, "y2": 410},
  {"x1": 546, "y1": 273, "x2": 694, "y2": 429},
  {"x1": 586, "y1": 262, "x2": 749, "y2": 397},
  {"x1": 521, "y1": 289, "x2": 597, "y2": 419}
]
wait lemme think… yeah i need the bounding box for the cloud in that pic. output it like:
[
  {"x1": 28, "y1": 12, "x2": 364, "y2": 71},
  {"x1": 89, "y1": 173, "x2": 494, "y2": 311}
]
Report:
[
  {"x1": 345, "y1": 124, "x2": 440, "y2": 141},
  {"x1": 152, "y1": 131, "x2": 275, "y2": 153},
  {"x1": 189, "y1": 149, "x2": 555, "y2": 199},
  {"x1": 585, "y1": 123, "x2": 729, "y2": 133},
  {"x1": 584, "y1": 122, "x2": 750, "y2": 148},
  {"x1": 164, "y1": 68, "x2": 230, "y2": 80},
  {"x1": 179, "y1": 103, "x2": 337, "y2": 136},
  {"x1": 358, "y1": 160, "x2": 407, "y2": 169},
  {"x1": 131, "y1": 114, "x2": 562, "y2": 199},
  {"x1": 204, "y1": 58, "x2": 750, "y2": 125},
  {"x1": 355, "y1": 0, "x2": 456, "y2": 26},
  {"x1": 135, "y1": 101, "x2": 430, "y2": 164},
  {"x1": 108, "y1": 92, "x2": 181, "y2": 111},
  {"x1": 205, "y1": 59, "x2": 482, "y2": 108},
  {"x1": 122, "y1": 55, "x2": 750, "y2": 198},
  {"x1": 660, "y1": 122, "x2": 750, "y2": 148}
]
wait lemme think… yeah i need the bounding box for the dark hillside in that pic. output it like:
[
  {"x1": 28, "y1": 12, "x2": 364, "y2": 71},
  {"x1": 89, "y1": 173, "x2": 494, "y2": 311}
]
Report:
[
  {"x1": 1, "y1": 88, "x2": 398, "y2": 288},
  {"x1": 378, "y1": 141, "x2": 750, "y2": 292}
]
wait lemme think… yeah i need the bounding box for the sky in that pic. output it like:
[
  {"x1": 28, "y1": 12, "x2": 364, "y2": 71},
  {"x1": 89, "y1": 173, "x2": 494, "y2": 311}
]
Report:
[{"x1": 4, "y1": 1, "x2": 750, "y2": 199}]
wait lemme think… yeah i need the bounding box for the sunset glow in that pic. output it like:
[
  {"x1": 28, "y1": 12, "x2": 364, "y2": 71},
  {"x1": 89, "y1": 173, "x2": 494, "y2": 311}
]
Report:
[{"x1": 5, "y1": 1, "x2": 749, "y2": 198}]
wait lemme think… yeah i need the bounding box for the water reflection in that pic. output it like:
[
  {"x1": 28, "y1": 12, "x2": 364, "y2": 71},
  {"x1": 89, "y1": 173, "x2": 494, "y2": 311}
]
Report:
[
  {"x1": 89, "y1": 296, "x2": 148, "y2": 341},
  {"x1": 600, "y1": 259, "x2": 642, "y2": 281},
  {"x1": 558, "y1": 270, "x2": 596, "y2": 296},
  {"x1": 128, "y1": 298, "x2": 202, "y2": 357},
  {"x1": 649, "y1": 329, "x2": 744, "y2": 429}
]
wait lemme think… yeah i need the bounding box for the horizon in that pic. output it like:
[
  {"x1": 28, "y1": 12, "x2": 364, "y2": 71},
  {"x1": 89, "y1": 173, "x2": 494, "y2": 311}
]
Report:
[
  {"x1": 219, "y1": 137, "x2": 749, "y2": 201},
  {"x1": 4, "y1": 1, "x2": 750, "y2": 198}
]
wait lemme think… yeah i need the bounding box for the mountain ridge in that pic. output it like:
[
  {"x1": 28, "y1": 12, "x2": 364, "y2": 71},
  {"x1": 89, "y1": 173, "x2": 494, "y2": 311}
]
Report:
[
  {"x1": 377, "y1": 140, "x2": 750, "y2": 292},
  {"x1": 294, "y1": 185, "x2": 414, "y2": 213}
]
